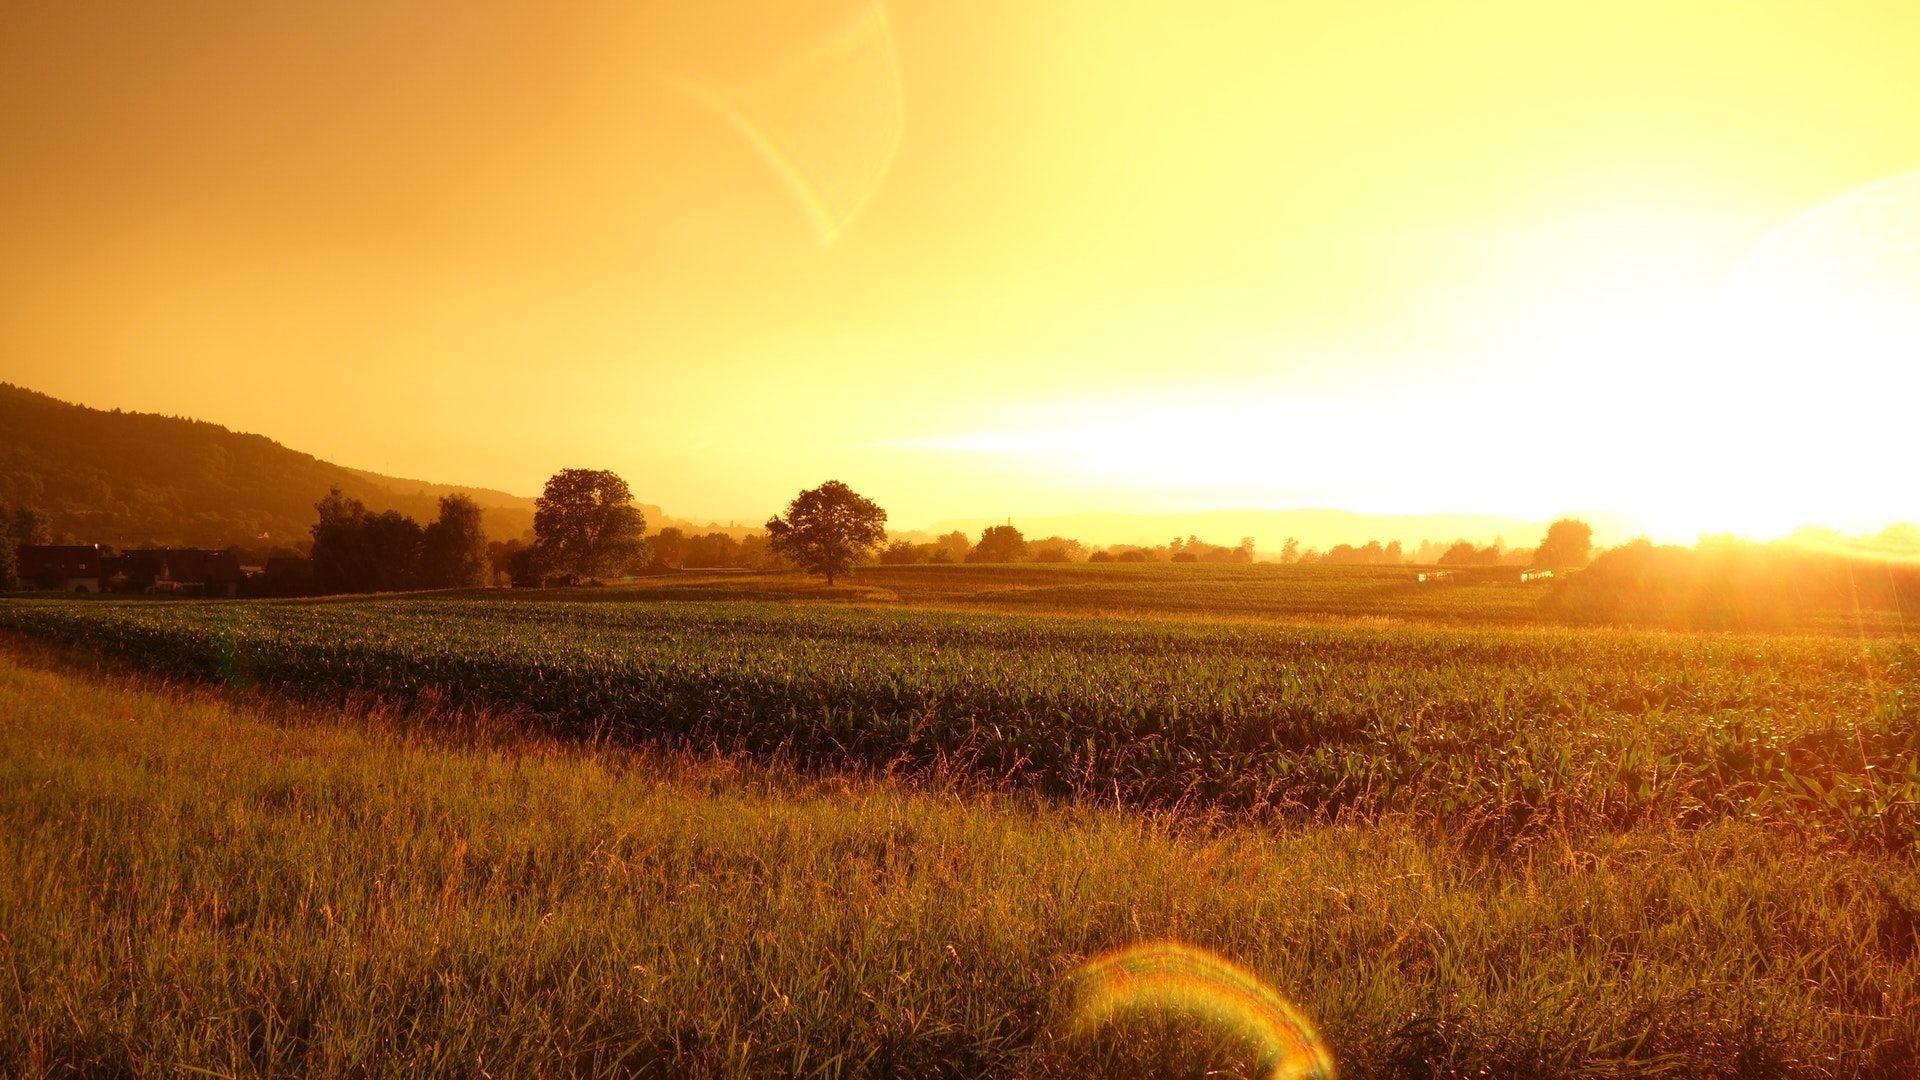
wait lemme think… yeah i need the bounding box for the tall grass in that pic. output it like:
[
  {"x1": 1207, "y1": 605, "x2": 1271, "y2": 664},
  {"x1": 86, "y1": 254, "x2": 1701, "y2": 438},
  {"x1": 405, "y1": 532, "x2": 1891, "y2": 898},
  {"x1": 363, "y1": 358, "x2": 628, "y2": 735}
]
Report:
[
  {"x1": 3, "y1": 595, "x2": 1915, "y2": 850},
  {"x1": 3, "y1": 646, "x2": 1916, "y2": 1077}
]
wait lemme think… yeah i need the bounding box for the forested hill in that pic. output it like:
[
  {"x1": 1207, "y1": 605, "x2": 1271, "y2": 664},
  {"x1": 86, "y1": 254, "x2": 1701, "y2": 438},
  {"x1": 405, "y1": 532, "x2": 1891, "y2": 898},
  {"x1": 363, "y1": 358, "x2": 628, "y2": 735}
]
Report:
[{"x1": 0, "y1": 383, "x2": 536, "y2": 547}]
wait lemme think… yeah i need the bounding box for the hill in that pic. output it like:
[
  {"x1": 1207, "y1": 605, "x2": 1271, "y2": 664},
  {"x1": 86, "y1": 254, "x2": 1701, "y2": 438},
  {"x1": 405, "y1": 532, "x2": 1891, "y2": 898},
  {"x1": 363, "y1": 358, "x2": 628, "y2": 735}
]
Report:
[{"x1": 0, "y1": 383, "x2": 537, "y2": 547}]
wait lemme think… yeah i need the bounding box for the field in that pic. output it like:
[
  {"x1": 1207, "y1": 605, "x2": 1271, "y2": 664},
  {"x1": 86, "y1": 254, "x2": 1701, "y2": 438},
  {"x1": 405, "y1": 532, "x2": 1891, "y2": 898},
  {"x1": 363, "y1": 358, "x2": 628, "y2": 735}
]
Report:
[{"x1": 3, "y1": 564, "x2": 1919, "y2": 1076}]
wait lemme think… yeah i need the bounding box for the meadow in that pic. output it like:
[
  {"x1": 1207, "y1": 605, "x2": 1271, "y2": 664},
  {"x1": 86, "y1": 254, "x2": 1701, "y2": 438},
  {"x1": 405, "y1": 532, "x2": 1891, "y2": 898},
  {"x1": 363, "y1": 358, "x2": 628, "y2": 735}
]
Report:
[
  {"x1": 2, "y1": 564, "x2": 1918, "y2": 1076},
  {"x1": 3, "y1": 644, "x2": 1916, "y2": 1077}
]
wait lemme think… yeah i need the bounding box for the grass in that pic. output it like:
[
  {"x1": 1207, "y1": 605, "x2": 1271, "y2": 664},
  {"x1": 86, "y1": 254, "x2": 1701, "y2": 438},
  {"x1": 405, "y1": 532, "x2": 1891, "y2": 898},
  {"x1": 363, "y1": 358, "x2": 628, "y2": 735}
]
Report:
[
  {"x1": 3, "y1": 645, "x2": 1917, "y2": 1077},
  {"x1": 2, "y1": 590, "x2": 1915, "y2": 851}
]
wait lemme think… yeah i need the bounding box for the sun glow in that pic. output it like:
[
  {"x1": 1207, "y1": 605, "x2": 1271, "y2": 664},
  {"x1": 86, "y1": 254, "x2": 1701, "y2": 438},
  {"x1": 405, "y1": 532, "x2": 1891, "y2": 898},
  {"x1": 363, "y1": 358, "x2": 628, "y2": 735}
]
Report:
[{"x1": 901, "y1": 175, "x2": 1920, "y2": 543}]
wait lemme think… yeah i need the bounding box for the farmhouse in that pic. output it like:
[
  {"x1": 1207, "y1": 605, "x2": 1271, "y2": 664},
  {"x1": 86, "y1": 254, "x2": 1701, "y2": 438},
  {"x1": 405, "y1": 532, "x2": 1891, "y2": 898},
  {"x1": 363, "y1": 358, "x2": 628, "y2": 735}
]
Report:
[
  {"x1": 17, "y1": 544, "x2": 106, "y2": 592},
  {"x1": 112, "y1": 549, "x2": 245, "y2": 597}
]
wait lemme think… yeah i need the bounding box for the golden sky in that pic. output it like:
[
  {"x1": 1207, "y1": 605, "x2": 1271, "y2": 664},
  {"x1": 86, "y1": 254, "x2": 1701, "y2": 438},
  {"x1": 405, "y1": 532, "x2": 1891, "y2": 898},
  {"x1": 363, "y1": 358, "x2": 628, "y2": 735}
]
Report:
[{"x1": 4, "y1": 1, "x2": 1917, "y2": 539}]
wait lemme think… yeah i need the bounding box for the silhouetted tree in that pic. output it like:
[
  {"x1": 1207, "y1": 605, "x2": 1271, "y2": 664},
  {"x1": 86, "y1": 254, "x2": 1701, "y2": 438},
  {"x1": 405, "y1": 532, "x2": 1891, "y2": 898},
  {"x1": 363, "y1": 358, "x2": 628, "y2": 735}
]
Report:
[
  {"x1": 361, "y1": 510, "x2": 424, "y2": 590},
  {"x1": 933, "y1": 531, "x2": 971, "y2": 562},
  {"x1": 682, "y1": 531, "x2": 742, "y2": 568},
  {"x1": 0, "y1": 538, "x2": 15, "y2": 591},
  {"x1": 420, "y1": 494, "x2": 489, "y2": 588},
  {"x1": 1280, "y1": 537, "x2": 1300, "y2": 564},
  {"x1": 9, "y1": 506, "x2": 51, "y2": 545},
  {"x1": 533, "y1": 469, "x2": 647, "y2": 582},
  {"x1": 507, "y1": 546, "x2": 543, "y2": 588},
  {"x1": 1534, "y1": 518, "x2": 1594, "y2": 569},
  {"x1": 764, "y1": 480, "x2": 887, "y2": 584},
  {"x1": 967, "y1": 525, "x2": 1027, "y2": 563},
  {"x1": 879, "y1": 539, "x2": 925, "y2": 565},
  {"x1": 309, "y1": 488, "x2": 375, "y2": 593},
  {"x1": 650, "y1": 526, "x2": 688, "y2": 569},
  {"x1": 1029, "y1": 536, "x2": 1084, "y2": 563}
]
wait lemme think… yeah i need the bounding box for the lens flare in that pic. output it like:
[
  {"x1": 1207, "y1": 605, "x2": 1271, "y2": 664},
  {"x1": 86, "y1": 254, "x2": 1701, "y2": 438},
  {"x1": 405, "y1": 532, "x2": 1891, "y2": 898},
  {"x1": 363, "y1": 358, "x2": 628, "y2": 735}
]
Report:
[
  {"x1": 1066, "y1": 941, "x2": 1336, "y2": 1080},
  {"x1": 658, "y1": 1, "x2": 903, "y2": 247}
]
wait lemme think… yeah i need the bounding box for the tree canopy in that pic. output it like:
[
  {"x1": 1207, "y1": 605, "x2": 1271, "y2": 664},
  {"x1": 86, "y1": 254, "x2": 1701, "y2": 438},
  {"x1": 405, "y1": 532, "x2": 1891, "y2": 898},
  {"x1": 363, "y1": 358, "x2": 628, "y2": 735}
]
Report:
[
  {"x1": 1534, "y1": 518, "x2": 1595, "y2": 569},
  {"x1": 420, "y1": 494, "x2": 490, "y2": 588},
  {"x1": 764, "y1": 480, "x2": 887, "y2": 585},
  {"x1": 533, "y1": 469, "x2": 647, "y2": 582},
  {"x1": 966, "y1": 525, "x2": 1027, "y2": 563}
]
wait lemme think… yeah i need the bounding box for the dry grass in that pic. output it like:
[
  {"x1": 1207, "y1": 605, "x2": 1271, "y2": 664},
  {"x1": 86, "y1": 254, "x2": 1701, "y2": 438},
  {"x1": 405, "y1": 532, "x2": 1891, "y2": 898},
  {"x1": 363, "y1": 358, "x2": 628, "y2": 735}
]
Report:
[{"x1": 3, "y1": 645, "x2": 1917, "y2": 1077}]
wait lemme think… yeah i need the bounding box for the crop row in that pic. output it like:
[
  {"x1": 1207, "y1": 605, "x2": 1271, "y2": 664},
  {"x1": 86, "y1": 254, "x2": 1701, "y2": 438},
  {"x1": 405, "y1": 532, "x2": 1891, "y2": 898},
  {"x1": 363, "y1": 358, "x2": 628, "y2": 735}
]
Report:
[{"x1": 2, "y1": 595, "x2": 1915, "y2": 850}]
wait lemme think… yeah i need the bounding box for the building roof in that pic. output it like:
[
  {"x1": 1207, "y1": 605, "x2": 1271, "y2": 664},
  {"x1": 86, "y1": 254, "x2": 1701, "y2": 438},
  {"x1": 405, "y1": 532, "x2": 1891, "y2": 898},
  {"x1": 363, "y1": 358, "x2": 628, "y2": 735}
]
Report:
[{"x1": 18, "y1": 544, "x2": 104, "y2": 577}]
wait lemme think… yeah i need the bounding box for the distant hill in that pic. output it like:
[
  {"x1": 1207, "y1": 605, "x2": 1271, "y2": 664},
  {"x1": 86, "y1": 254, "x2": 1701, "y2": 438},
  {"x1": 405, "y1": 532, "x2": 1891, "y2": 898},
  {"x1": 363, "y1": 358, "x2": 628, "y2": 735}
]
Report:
[{"x1": 0, "y1": 383, "x2": 537, "y2": 547}]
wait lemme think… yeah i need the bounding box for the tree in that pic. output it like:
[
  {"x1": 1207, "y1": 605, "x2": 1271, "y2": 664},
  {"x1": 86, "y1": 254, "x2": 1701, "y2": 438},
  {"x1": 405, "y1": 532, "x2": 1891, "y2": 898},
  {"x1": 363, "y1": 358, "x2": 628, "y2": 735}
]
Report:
[
  {"x1": 1534, "y1": 518, "x2": 1594, "y2": 569},
  {"x1": 533, "y1": 469, "x2": 647, "y2": 582},
  {"x1": 308, "y1": 488, "x2": 426, "y2": 593},
  {"x1": 0, "y1": 537, "x2": 15, "y2": 591},
  {"x1": 764, "y1": 480, "x2": 888, "y2": 584},
  {"x1": 1029, "y1": 536, "x2": 1084, "y2": 563},
  {"x1": 879, "y1": 539, "x2": 925, "y2": 565},
  {"x1": 309, "y1": 488, "x2": 375, "y2": 593},
  {"x1": 966, "y1": 525, "x2": 1027, "y2": 563},
  {"x1": 650, "y1": 527, "x2": 688, "y2": 569},
  {"x1": 420, "y1": 494, "x2": 490, "y2": 588},
  {"x1": 933, "y1": 531, "x2": 971, "y2": 562},
  {"x1": 360, "y1": 510, "x2": 424, "y2": 590},
  {"x1": 9, "y1": 506, "x2": 51, "y2": 545}
]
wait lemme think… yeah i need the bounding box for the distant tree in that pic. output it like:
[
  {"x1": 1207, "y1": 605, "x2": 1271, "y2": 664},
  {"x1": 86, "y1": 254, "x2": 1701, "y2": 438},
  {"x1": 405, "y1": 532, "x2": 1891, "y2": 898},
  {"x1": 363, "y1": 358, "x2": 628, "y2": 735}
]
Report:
[
  {"x1": 1279, "y1": 537, "x2": 1300, "y2": 564},
  {"x1": 879, "y1": 539, "x2": 925, "y2": 565},
  {"x1": 419, "y1": 494, "x2": 489, "y2": 588},
  {"x1": 309, "y1": 488, "x2": 374, "y2": 593},
  {"x1": 1088, "y1": 550, "x2": 1115, "y2": 563},
  {"x1": 487, "y1": 539, "x2": 526, "y2": 585},
  {"x1": 1437, "y1": 540, "x2": 1501, "y2": 566},
  {"x1": 9, "y1": 506, "x2": 51, "y2": 545},
  {"x1": 966, "y1": 525, "x2": 1027, "y2": 563},
  {"x1": 0, "y1": 537, "x2": 15, "y2": 590},
  {"x1": 506, "y1": 546, "x2": 544, "y2": 588},
  {"x1": 361, "y1": 510, "x2": 425, "y2": 590},
  {"x1": 933, "y1": 531, "x2": 971, "y2": 562},
  {"x1": 682, "y1": 531, "x2": 742, "y2": 568},
  {"x1": 764, "y1": 480, "x2": 888, "y2": 584},
  {"x1": 651, "y1": 526, "x2": 688, "y2": 569},
  {"x1": 533, "y1": 469, "x2": 647, "y2": 582},
  {"x1": 1029, "y1": 535, "x2": 1084, "y2": 563},
  {"x1": 1533, "y1": 518, "x2": 1594, "y2": 569}
]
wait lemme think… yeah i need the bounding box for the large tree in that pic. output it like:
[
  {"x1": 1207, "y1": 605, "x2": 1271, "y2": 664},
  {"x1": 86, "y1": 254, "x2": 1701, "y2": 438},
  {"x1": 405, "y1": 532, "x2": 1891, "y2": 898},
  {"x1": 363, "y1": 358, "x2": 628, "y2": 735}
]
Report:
[
  {"x1": 533, "y1": 469, "x2": 646, "y2": 582},
  {"x1": 1534, "y1": 518, "x2": 1595, "y2": 569},
  {"x1": 764, "y1": 480, "x2": 887, "y2": 585},
  {"x1": 309, "y1": 488, "x2": 422, "y2": 593},
  {"x1": 419, "y1": 494, "x2": 490, "y2": 588},
  {"x1": 966, "y1": 524, "x2": 1027, "y2": 563}
]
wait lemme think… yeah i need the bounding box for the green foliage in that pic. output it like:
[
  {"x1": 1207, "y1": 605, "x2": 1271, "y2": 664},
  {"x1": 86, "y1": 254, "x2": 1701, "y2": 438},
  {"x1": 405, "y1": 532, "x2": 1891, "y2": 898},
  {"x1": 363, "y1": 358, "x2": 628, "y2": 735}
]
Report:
[
  {"x1": 764, "y1": 480, "x2": 887, "y2": 584},
  {"x1": 533, "y1": 469, "x2": 647, "y2": 582},
  {"x1": 3, "y1": 583, "x2": 1914, "y2": 852},
  {"x1": 966, "y1": 524, "x2": 1027, "y2": 563},
  {"x1": 308, "y1": 488, "x2": 424, "y2": 594},
  {"x1": 3, "y1": 649, "x2": 1917, "y2": 1076},
  {"x1": 420, "y1": 494, "x2": 490, "y2": 588}
]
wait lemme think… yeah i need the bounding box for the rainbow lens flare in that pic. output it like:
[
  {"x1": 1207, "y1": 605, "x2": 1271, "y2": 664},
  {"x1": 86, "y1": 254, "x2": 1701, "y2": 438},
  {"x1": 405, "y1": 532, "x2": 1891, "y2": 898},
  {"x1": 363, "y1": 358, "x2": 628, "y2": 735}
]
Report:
[{"x1": 1066, "y1": 941, "x2": 1336, "y2": 1080}]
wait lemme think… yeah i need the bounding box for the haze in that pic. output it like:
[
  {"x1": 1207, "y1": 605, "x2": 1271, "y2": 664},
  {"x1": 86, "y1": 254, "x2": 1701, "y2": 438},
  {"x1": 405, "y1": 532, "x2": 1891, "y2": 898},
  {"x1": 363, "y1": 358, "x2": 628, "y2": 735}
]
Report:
[{"x1": 4, "y1": 1, "x2": 1917, "y2": 542}]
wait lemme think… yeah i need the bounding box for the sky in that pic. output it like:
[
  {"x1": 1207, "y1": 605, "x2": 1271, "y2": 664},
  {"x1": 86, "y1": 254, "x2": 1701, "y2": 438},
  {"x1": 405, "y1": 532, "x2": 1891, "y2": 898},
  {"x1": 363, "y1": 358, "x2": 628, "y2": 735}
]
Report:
[{"x1": 3, "y1": 1, "x2": 1918, "y2": 542}]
